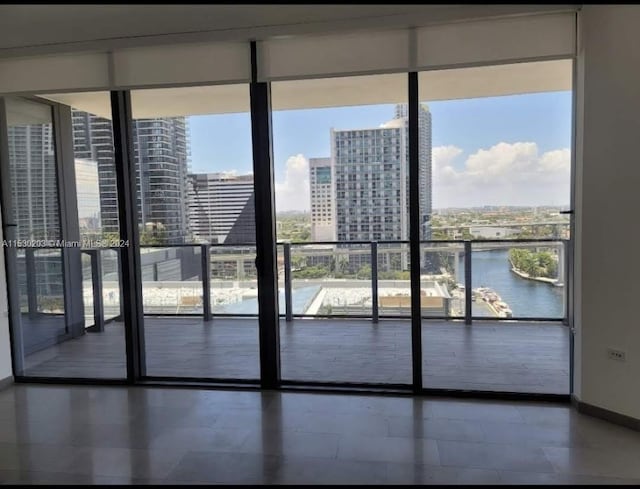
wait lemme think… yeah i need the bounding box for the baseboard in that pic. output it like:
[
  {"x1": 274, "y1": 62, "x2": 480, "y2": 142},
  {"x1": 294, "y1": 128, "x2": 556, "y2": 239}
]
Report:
[
  {"x1": 0, "y1": 375, "x2": 13, "y2": 391},
  {"x1": 572, "y1": 395, "x2": 640, "y2": 431}
]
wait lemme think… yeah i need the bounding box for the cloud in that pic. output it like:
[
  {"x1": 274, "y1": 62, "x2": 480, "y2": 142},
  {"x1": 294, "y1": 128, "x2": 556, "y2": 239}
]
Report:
[
  {"x1": 275, "y1": 154, "x2": 310, "y2": 212},
  {"x1": 272, "y1": 143, "x2": 571, "y2": 211},
  {"x1": 539, "y1": 148, "x2": 571, "y2": 174},
  {"x1": 432, "y1": 145, "x2": 464, "y2": 185},
  {"x1": 432, "y1": 142, "x2": 571, "y2": 208}
]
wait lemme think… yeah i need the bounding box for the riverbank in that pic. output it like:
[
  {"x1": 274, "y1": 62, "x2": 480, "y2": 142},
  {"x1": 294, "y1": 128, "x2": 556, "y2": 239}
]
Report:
[
  {"x1": 460, "y1": 250, "x2": 564, "y2": 318},
  {"x1": 509, "y1": 262, "x2": 559, "y2": 286},
  {"x1": 473, "y1": 287, "x2": 513, "y2": 318}
]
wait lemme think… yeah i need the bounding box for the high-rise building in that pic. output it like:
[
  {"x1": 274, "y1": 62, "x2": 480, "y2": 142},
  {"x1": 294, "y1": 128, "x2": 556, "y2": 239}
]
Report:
[
  {"x1": 6, "y1": 108, "x2": 63, "y2": 302},
  {"x1": 72, "y1": 111, "x2": 118, "y2": 236},
  {"x1": 7, "y1": 120, "x2": 60, "y2": 241},
  {"x1": 72, "y1": 111, "x2": 190, "y2": 244},
  {"x1": 309, "y1": 157, "x2": 335, "y2": 241},
  {"x1": 332, "y1": 103, "x2": 432, "y2": 243},
  {"x1": 133, "y1": 118, "x2": 190, "y2": 244},
  {"x1": 187, "y1": 172, "x2": 255, "y2": 244},
  {"x1": 394, "y1": 103, "x2": 433, "y2": 239}
]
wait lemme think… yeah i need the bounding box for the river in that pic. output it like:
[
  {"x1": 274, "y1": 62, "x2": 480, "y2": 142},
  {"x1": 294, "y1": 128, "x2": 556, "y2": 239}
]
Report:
[
  {"x1": 460, "y1": 249, "x2": 565, "y2": 319},
  {"x1": 213, "y1": 249, "x2": 565, "y2": 319}
]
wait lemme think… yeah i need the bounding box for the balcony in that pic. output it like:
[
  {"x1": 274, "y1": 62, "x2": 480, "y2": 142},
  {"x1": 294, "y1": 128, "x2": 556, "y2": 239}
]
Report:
[{"x1": 13, "y1": 239, "x2": 570, "y2": 394}]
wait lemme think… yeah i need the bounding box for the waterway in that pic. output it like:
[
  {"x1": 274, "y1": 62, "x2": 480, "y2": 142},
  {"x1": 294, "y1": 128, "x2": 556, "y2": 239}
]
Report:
[
  {"x1": 461, "y1": 249, "x2": 565, "y2": 319},
  {"x1": 212, "y1": 249, "x2": 565, "y2": 319}
]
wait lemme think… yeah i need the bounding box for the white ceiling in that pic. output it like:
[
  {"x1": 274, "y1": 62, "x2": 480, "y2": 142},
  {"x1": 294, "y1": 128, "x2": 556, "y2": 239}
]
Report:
[
  {"x1": 0, "y1": 5, "x2": 579, "y2": 58},
  {"x1": 39, "y1": 59, "x2": 572, "y2": 119}
]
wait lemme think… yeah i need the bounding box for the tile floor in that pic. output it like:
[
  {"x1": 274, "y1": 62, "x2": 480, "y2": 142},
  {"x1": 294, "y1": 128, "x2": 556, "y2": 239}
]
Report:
[{"x1": 0, "y1": 384, "x2": 639, "y2": 484}]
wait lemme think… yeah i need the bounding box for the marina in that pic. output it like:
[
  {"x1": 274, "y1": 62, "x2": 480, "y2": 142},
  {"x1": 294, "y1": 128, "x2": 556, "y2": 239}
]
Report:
[{"x1": 472, "y1": 287, "x2": 513, "y2": 318}]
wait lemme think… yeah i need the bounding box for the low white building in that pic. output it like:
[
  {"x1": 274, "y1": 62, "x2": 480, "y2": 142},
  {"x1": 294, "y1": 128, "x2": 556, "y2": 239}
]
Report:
[{"x1": 469, "y1": 226, "x2": 518, "y2": 239}]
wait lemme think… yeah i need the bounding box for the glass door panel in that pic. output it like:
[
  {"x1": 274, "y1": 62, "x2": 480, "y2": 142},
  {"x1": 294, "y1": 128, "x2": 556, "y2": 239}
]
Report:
[
  {"x1": 130, "y1": 84, "x2": 260, "y2": 380},
  {"x1": 272, "y1": 73, "x2": 413, "y2": 385},
  {"x1": 419, "y1": 61, "x2": 572, "y2": 394}
]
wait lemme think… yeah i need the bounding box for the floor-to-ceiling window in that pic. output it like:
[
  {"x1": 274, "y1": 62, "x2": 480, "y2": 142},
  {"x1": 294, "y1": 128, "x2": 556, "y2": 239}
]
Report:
[
  {"x1": 3, "y1": 97, "x2": 65, "y2": 377},
  {"x1": 1, "y1": 93, "x2": 129, "y2": 379},
  {"x1": 271, "y1": 73, "x2": 414, "y2": 385},
  {"x1": 0, "y1": 18, "x2": 576, "y2": 394},
  {"x1": 419, "y1": 60, "x2": 573, "y2": 394},
  {"x1": 128, "y1": 84, "x2": 260, "y2": 380}
]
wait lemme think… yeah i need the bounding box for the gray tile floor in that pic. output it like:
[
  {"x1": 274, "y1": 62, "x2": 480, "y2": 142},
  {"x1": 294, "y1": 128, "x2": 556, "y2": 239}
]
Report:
[
  {"x1": 0, "y1": 384, "x2": 639, "y2": 485},
  {"x1": 22, "y1": 318, "x2": 570, "y2": 394}
]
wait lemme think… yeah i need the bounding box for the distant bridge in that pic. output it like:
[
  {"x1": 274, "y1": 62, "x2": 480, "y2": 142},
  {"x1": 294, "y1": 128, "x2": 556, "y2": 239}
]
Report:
[{"x1": 432, "y1": 221, "x2": 569, "y2": 231}]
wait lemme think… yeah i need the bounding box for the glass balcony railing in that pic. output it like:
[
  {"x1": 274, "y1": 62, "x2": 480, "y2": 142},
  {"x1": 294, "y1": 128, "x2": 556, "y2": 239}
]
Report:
[
  {"x1": 471, "y1": 239, "x2": 566, "y2": 320},
  {"x1": 377, "y1": 241, "x2": 411, "y2": 319},
  {"x1": 419, "y1": 241, "x2": 466, "y2": 320},
  {"x1": 78, "y1": 247, "x2": 121, "y2": 332},
  {"x1": 100, "y1": 248, "x2": 122, "y2": 322},
  {"x1": 139, "y1": 245, "x2": 204, "y2": 316},
  {"x1": 15, "y1": 238, "x2": 570, "y2": 333},
  {"x1": 285, "y1": 241, "x2": 373, "y2": 318},
  {"x1": 209, "y1": 244, "x2": 258, "y2": 316},
  {"x1": 17, "y1": 248, "x2": 65, "y2": 317}
]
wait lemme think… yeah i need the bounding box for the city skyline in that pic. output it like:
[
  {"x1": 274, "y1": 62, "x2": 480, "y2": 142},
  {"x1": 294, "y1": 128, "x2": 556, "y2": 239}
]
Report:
[
  {"x1": 332, "y1": 103, "x2": 432, "y2": 242},
  {"x1": 67, "y1": 89, "x2": 572, "y2": 248},
  {"x1": 188, "y1": 90, "x2": 571, "y2": 210},
  {"x1": 73, "y1": 112, "x2": 190, "y2": 243}
]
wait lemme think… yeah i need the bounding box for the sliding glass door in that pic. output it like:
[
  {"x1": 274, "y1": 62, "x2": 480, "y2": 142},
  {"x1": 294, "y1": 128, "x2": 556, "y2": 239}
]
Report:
[
  {"x1": 128, "y1": 84, "x2": 260, "y2": 381},
  {"x1": 0, "y1": 59, "x2": 573, "y2": 396},
  {"x1": 1, "y1": 97, "x2": 66, "y2": 376},
  {"x1": 271, "y1": 73, "x2": 414, "y2": 386},
  {"x1": 0, "y1": 94, "x2": 128, "y2": 379},
  {"x1": 418, "y1": 60, "x2": 573, "y2": 394}
]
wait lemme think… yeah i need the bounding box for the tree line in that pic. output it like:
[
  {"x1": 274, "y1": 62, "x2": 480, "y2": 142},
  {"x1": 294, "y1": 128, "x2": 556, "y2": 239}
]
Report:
[{"x1": 508, "y1": 248, "x2": 558, "y2": 279}]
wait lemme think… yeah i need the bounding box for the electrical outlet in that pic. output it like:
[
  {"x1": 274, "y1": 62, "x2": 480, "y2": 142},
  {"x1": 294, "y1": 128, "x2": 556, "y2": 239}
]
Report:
[{"x1": 607, "y1": 348, "x2": 626, "y2": 362}]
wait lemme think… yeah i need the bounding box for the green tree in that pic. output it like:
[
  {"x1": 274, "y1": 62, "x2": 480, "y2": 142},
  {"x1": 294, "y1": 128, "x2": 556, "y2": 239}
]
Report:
[
  {"x1": 356, "y1": 265, "x2": 371, "y2": 280},
  {"x1": 334, "y1": 254, "x2": 349, "y2": 276},
  {"x1": 291, "y1": 254, "x2": 307, "y2": 270},
  {"x1": 101, "y1": 229, "x2": 162, "y2": 245},
  {"x1": 509, "y1": 248, "x2": 558, "y2": 278},
  {"x1": 140, "y1": 229, "x2": 163, "y2": 245},
  {"x1": 292, "y1": 265, "x2": 329, "y2": 279}
]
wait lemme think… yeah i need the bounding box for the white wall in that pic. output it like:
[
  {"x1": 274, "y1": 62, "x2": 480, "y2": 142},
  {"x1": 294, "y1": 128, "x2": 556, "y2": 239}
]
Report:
[
  {"x1": 0, "y1": 210, "x2": 13, "y2": 381},
  {"x1": 573, "y1": 5, "x2": 640, "y2": 419}
]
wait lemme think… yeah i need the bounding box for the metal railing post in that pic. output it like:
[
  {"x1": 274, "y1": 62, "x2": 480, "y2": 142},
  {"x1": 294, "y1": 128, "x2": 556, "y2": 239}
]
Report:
[
  {"x1": 116, "y1": 248, "x2": 125, "y2": 322},
  {"x1": 87, "y1": 250, "x2": 105, "y2": 333},
  {"x1": 202, "y1": 244, "x2": 212, "y2": 322},
  {"x1": 25, "y1": 248, "x2": 38, "y2": 318},
  {"x1": 284, "y1": 243, "x2": 293, "y2": 322},
  {"x1": 371, "y1": 241, "x2": 379, "y2": 323},
  {"x1": 464, "y1": 241, "x2": 472, "y2": 325}
]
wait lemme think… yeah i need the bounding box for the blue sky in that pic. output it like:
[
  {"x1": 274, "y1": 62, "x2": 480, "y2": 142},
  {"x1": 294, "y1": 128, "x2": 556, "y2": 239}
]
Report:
[{"x1": 188, "y1": 91, "x2": 572, "y2": 209}]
